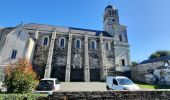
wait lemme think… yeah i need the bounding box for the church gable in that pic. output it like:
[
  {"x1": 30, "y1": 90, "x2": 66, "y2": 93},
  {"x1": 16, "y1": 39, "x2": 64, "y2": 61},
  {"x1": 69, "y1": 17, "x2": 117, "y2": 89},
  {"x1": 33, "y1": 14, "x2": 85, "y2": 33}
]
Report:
[{"x1": 0, "y1": 26, "x2": 32, "y2": 65}]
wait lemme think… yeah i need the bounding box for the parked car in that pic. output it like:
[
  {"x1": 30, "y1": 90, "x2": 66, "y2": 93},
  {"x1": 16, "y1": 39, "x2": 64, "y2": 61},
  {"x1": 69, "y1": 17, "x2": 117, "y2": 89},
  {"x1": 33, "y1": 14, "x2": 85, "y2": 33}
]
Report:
[
  {"x1": 34, "y1": 78, "x2": 61, "y2": 95},
  {"x1": 106, "y1": 76, "x2": 140, "y2": 90}
]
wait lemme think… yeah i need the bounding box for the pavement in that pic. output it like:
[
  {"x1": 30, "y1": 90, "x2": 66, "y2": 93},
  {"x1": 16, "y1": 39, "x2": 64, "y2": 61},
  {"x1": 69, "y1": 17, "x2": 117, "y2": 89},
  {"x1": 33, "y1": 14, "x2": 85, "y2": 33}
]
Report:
[{"x1": 60, "y1": 82, "x2": 107, "y2": 91}]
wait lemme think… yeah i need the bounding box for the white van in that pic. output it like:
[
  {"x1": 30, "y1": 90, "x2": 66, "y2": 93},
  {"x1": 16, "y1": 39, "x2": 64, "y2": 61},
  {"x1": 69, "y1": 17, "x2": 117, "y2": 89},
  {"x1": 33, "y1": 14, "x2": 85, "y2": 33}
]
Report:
[
  {"x1": 106, "y1": 76, "x2": 140, "y2": 90},
  {"x1": 35, "y1": 78, "x2": 61, "y2": 95}
]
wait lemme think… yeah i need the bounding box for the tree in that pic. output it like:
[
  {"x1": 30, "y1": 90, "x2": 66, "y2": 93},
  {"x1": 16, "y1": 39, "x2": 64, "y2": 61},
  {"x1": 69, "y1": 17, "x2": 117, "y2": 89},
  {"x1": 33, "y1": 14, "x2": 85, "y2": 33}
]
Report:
[
  {"x1": 149, "y1": 50, "x2": 170, "y2": 59},
  {"x1": 4, "y1": 58, "x2": 38, "y2": 93},
  {"x1": 131, "y1": 61, "x2": 138, "y2": 67}
]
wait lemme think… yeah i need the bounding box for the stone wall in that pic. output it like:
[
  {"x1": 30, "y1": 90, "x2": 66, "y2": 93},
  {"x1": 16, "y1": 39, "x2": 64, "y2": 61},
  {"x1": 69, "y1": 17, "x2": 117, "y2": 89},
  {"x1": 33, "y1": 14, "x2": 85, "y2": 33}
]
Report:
[
  {"x1": 131, "y1": 61, "x2": 170, "y2": 84},
  {"x1": 32, "y1": 45, "x2": 49, "y2": 78},
  {"x1": 38, "y1": 91, "x2": 170, "y2": 100}
]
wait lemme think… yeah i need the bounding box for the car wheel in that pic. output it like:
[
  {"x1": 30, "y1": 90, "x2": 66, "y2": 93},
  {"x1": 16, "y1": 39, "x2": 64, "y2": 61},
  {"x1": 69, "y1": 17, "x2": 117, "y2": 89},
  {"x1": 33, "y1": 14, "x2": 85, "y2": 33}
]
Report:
[{"x1": 106, "y1": 86, "x2": 110, "y2": 90}]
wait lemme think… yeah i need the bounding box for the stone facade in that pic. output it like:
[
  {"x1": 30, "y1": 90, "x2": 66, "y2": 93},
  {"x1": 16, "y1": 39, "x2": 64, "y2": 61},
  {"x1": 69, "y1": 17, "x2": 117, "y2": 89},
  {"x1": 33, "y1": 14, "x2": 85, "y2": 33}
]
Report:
[
  {"x1": 131, "y1": 56, "x2": 170, "y2": 85},
  {"x1": 0, "y1": 5, "x2": 131, "y2": 82}
]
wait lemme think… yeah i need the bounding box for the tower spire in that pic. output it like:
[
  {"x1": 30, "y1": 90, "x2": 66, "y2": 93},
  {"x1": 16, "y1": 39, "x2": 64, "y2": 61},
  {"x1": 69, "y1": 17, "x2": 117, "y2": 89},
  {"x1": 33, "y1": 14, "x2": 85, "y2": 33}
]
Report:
[{"x1": 103, "y1": 4, "x2": 119, "y2": 36}]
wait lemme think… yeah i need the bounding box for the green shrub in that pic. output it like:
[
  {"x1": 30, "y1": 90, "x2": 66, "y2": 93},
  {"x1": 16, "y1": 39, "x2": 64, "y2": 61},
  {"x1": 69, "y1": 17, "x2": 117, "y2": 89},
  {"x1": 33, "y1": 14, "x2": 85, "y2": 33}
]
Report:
[
  {"x1": 0, "y1": 93, "x2": 47, "y2": 100},
  {"x1": 4, "y1": 58, "x2": 38, "y2": 93}
]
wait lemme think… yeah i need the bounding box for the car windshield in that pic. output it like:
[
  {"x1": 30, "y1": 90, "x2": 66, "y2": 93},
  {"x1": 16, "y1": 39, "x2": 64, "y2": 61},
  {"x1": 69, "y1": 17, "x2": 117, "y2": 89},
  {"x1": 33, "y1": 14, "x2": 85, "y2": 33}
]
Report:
[
  {"x1": 39, "y1": 80, "x2": 54, "y2": 86},
  {"x1": 36, "y1": 80, "x2": 54, "y2": 91},
  {"x1": 117, "y1": 78, "x2": 134, "y2": 85}
]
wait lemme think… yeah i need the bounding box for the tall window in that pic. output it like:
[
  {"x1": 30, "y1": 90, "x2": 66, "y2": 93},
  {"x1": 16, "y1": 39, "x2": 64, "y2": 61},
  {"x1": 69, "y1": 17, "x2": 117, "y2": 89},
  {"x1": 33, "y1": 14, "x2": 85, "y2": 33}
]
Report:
[
  {"x1": 11, "y1": 50, "x2": 17, "y2": 59},
  {"x1": 18, "y1": 31, "x2": 21, "y2": 37},
  {"x1": 91, "y1": 40, "x2": 96, "y2": 49},
  {"x1": 121, "y1": 59, "x2": 125, "y2": 66},
  {"x1": 105, "y1": 42, "x2": 109, "y2": 50},
  {"x1": 119, "y1": 34, "x2": 122, "y2": 41},
  {"x1": 43, "y1": 37, "x2": 49, "y2": 46},
  {"x1": 60, "y1": 38, "x2": 65, "y2": 48},
  {"x1": 75, "y1": 39, "x2": 81, "y2": 49}
]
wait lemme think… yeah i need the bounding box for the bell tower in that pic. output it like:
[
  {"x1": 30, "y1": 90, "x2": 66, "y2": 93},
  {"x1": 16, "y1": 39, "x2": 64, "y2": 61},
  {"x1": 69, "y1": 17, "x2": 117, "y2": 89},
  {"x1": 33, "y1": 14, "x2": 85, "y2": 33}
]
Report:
[{"x1": 103, "y1": 5, "x2": 119, "y2": 36}]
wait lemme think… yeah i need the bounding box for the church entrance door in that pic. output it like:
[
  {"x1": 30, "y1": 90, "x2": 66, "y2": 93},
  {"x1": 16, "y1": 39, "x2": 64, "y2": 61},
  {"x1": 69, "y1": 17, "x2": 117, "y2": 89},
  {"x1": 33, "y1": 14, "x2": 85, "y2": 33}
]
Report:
[{"x1": 70, "y1": 67, "x2": 84, "y2": 81}]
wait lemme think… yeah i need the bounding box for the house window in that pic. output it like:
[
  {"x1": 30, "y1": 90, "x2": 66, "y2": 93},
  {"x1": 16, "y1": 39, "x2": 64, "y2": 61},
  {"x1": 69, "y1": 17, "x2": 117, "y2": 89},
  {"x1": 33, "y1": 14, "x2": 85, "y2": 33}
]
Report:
[
  {"x1": 18, "y1": 31, "x2": 21, "y2": 37},
  {"x1": 105, "y1": 42, "x2": 110, "y2": 50},
  {"x1": 91, "y1": 40, "x2": 96, "y2": 49},
  {"x1": 121, "y1": 59, "x2": 125, "y2": 66},
  {"x1": 59, "y1": 37, "x2": 65, "y2": 48},
  {"x1": 43, "y1": 37, "x2": 49, "y2": 46},
  {"x1": 11, "y1": 50, "x2": 17, "y2": 59},
  {"x1": 75, "y1": 39, "x2": 81, "y2": 49},
  {"x1": 119, "y1": 34, "x2": 122, "y2": 41}
]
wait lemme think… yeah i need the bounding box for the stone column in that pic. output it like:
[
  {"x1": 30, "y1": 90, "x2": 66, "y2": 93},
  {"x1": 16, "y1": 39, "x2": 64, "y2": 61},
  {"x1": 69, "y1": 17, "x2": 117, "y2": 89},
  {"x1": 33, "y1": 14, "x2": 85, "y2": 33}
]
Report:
[
  {"x1": 44, "y1": 31, "x2": 56, "y2": 78},
  {"x1": 65, "y1": 33, "x2": 72, "y2": 82},
  {"x1": 35, "y1": 28, "x2": 39, "y2": 39},
  {"x1": 99, "y1": 35, "x2": 107, "y2": 81},
  {"x1": 84, "y1": 35, "x2": 90, "y2": 82},
  {"x1": 127, "y1": 49, "x2": 131, "y2": 66}
]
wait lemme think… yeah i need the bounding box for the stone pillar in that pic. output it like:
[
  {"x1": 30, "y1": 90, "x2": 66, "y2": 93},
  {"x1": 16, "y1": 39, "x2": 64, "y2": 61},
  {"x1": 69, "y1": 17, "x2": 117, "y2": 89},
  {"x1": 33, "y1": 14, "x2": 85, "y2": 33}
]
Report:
[
  {"x1": 24, "y1": 38, "x2": 35, "y2": 61},
  {"x1": 99, "y1": 35, "x2": 107, "y2": 81},
  {"x1": 65, "y1": 33, "x2": 72, "y2": 82},
  {"x1": 44, "y1": 31, "x2": 56, "y2": 78},
  {"x1": 35, "y1": 28, "x2": 39, "y2": 39},
  {"x1": 84, "y1": 35, "x2": 90, "y2": 82},
  {"x1": 127, "y1": 49, "x2": 131, "y2": 66}
]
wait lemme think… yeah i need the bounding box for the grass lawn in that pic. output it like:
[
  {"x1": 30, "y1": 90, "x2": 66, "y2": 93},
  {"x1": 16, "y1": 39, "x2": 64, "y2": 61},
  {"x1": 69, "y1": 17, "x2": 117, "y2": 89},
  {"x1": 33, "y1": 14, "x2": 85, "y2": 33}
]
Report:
[{"x1": 136, "y1": 82, "x2": 170, "y2": 89}]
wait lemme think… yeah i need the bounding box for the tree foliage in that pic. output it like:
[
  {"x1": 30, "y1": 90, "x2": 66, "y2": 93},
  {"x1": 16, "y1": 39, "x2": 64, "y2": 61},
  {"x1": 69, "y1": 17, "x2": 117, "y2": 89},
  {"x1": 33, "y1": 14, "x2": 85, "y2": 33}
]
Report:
[
  {"x1": 131, "y1": 61, "x2": 138, "y2": 67},
  {"x1": 4, "y1": 58, "x2": 38, "y2": 93},
  {"x1": 149, "y1": 50, "x2": 170, "y2": 59}
]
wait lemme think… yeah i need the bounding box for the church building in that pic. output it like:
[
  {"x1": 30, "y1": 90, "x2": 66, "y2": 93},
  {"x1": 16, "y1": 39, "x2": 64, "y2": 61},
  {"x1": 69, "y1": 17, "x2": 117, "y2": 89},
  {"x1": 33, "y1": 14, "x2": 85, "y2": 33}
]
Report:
[{"x1": 0, "y1": 5, "x2": 131, "y2": 82}]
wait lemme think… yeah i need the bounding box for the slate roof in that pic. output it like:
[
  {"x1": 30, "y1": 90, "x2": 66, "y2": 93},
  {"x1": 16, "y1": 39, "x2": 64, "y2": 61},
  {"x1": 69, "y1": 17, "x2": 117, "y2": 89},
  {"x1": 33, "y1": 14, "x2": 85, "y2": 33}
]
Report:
[
  {"x1": 23, "y1": 23, "x2": 112, "y2": 37},
  {"x1": 139, "y1": 56, "x2": 170, "y2": 64},
  {"x1": 69, "y1": 27, "x2": 112, "y2": 37}
]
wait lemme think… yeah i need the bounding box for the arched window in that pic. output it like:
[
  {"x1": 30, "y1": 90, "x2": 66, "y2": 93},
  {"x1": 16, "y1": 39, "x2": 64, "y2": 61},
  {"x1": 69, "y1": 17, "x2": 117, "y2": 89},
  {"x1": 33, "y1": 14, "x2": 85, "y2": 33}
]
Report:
[
  {"x1": 91, "y1": 40, "x2": 96, "y2": 49},
  {"x1": 119, "y1": 34, "x2": 122, "y2": 41},
  {"x1": 43, "y1": 37, "x2": 49, "y2": 46},
  {"x1": 75, "y1": 39, "x2": 81, "y2": 49},
  {"x1": 59, "y1": 37, "x2": 65, "y2": 48},
  {"x1": 105, "y1": 42, "x2": 109, "y2": 50},
  {"x1": 60, "y1": 38, "x2": 64, "y2": 47}
]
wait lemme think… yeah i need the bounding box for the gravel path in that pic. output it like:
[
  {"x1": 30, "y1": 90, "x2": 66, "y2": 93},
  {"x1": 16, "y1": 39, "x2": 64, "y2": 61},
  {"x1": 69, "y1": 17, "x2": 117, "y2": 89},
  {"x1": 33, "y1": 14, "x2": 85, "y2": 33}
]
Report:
[{"x1": 60, "y1": 82, "x2": 107, "y2": 91}]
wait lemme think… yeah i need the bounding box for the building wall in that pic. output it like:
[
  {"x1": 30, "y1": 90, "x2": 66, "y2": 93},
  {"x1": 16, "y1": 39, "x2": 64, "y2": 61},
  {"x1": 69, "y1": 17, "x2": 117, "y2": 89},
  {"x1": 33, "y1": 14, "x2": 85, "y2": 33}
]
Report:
[
  {"x1": 0, "y1": 28, "x2": 14, "y2": 55},
  {"x1": 25, "y1": 38, "x2": 35, "y2": 61},
  {"x1": 32, "y1": 32, "x2": 51, "y2": 78},
  {"x1": 0, "y1": 25, "x2": 130, "y2": 82},
  {"x1": 31, "y1": 29, "x2": 116, "y2": 81},
  {"x1": 114, "y1": 45, "x2": 131, "y2": 71},
  {"x1": 131, "y1": 61, "x2": 169, "y2": 83},
  {"x1": 0, "y1": 26, "x2": 30, "y2": 65}
]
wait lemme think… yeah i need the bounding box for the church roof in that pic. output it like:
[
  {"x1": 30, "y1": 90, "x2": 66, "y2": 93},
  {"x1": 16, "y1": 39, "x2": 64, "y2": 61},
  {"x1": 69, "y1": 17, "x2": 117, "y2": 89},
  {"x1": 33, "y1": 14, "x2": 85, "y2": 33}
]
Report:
[
  {"x1": 105, "y1": 5, "x2": 116, "y2": 11},
  {"x1": 139, "y1": 55, "x2": 170, "y2": 64},
  {"x1": 0, "y1": 27, "x2": 15, "y2": 34},
  {"x1": 69, "y1": 27, "x2": 112, "y2": 37},
  {"x1": 23, "y1": 23, "x2": 112, "y2": 37}
]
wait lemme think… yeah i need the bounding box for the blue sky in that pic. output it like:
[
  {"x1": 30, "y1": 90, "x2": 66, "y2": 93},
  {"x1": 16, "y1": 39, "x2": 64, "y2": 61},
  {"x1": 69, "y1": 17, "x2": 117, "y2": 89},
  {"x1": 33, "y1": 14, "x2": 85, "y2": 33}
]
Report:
[{"x1": 1, "y1": 0, "x2": 170, "y2": 62}]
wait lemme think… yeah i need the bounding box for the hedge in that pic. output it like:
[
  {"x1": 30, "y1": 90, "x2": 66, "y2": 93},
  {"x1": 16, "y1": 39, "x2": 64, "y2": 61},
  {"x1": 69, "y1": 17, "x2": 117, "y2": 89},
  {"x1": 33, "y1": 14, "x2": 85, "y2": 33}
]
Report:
[{"x1": 0, "y1": 93, "x2": 47, "y2": 100}]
